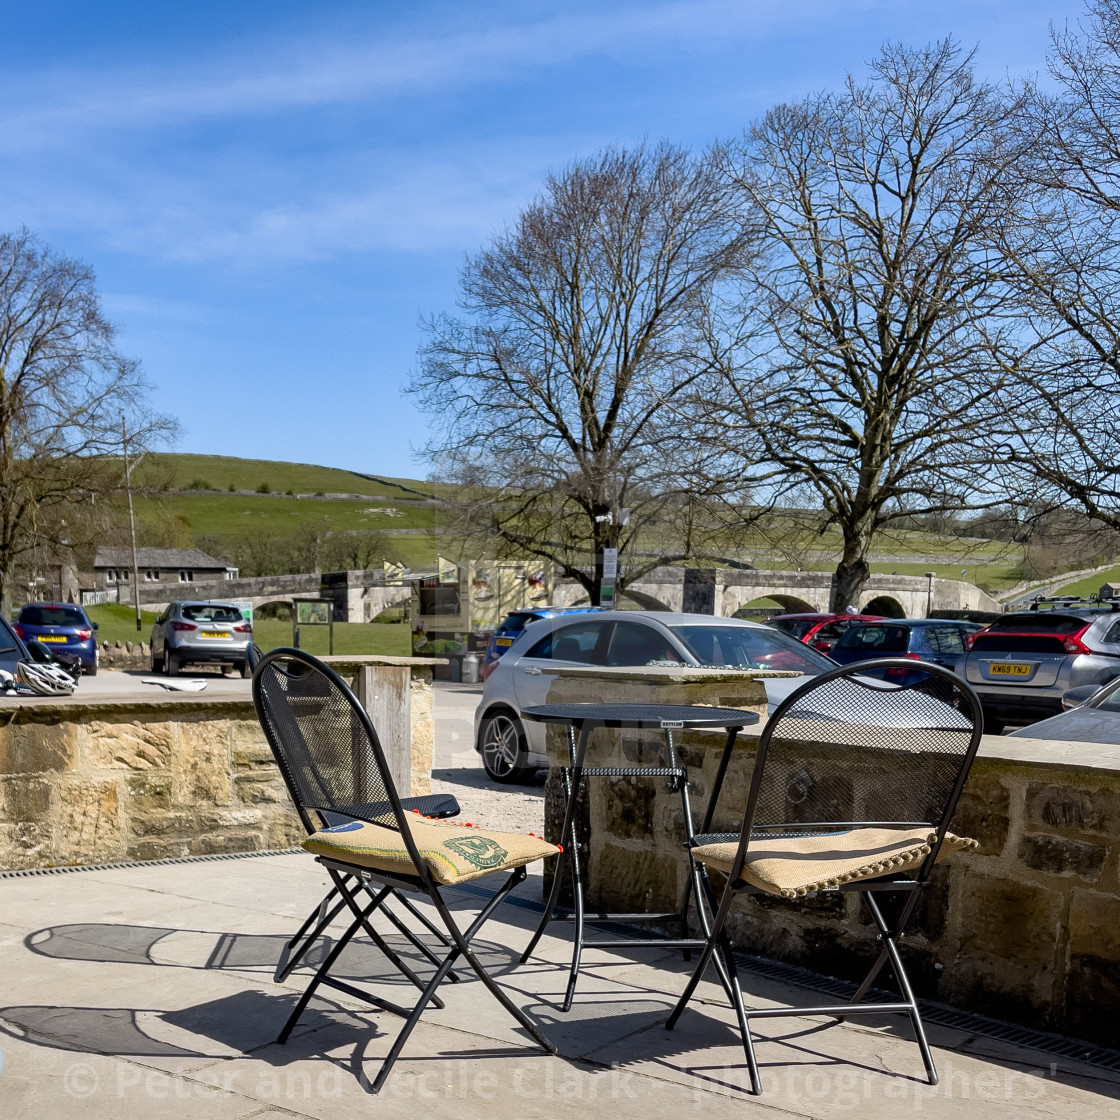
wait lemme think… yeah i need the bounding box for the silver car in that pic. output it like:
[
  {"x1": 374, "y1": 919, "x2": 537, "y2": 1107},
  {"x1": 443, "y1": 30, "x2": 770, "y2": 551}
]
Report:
[
  {"x1": 1009, "y1": 675, "x2": 1120, "y2": 745},
  {"x1": 473, "y1": 610, "x2": 835, "y2": 782},
  {"x1": 150, "y1": 601, "x2": 253, "y2": 677},
  {"x1": 961, "y1": 602, "x2": 1120, "y2": 731}
]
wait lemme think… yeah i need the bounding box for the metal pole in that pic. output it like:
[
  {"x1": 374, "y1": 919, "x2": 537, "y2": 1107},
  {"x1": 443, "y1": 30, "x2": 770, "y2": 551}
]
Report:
[
  {"x1": 925, "y1": 571, "x2": 935, "y2": 618},
  {"x1": 122, "y1": 416, "x2": 142, "y2": 632}
]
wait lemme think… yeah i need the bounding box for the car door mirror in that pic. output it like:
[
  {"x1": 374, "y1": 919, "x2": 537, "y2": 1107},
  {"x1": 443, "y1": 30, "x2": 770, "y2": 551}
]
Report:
[
  {"x1": 1061, "y1": 685, "x2": 1100, "y2": 711},
  {"x1": 91, "y1": 621, "x2": 99, "y2": 631},
  {"x1": 25, "y1": 639, "x2": 51, "y2": 663},
  {"x1": 811, "y1": 639, "x2": 832, "y2": 653}
]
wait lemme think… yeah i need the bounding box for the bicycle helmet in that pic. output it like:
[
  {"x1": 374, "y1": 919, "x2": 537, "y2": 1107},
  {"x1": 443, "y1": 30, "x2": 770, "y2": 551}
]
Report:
[{"x1": 16, "y1": 660, "x2": 76, "y2": 696}]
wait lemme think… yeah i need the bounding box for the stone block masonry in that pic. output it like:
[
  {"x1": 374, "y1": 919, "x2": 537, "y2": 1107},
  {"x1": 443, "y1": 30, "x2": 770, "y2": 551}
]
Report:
[{"x1": 0, "y1": 655, "x2": 442, "y2": 871}]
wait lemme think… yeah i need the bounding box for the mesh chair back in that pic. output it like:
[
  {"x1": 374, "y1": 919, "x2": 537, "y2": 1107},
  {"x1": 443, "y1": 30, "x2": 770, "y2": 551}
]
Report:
[
  {"x1": 252, "y1": 648, "x2": 407, "y2": 837},
  {"x1": 743, "y1": 658, "x2": 982, "y2": 847}
]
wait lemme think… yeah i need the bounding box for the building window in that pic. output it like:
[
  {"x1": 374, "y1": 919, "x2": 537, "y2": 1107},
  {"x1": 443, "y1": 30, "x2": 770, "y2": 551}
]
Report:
[
  {"x1": 179, "y1": 570, "x2": 194, "y2": 583},
  {"x1": 144, "y1": 569, "x2": 160, "y2": 582}
]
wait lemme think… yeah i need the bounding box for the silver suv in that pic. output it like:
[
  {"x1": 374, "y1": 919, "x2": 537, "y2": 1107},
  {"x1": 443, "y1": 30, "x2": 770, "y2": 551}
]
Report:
[
  {"x1": 961, "y1": 599, "x2": 1120, "y2": 731},
  {"x1": 150, "y1": 601, "x2": 253, "y2": 677}
]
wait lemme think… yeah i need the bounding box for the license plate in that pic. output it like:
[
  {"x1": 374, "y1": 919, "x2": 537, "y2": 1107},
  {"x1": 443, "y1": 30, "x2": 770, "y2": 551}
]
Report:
[
  {"x1": 200, "y1": 631, "x2": 229, "y2": 639},
  {"x1": 38, "y1": 635, "x2": 67, "y2": 642},
  {"x1": 989, "y1": 663, "x2": 1031, "y2": 677},
  {"x1": 496, "y1": 638, "x2": 513, "y2": 647}
]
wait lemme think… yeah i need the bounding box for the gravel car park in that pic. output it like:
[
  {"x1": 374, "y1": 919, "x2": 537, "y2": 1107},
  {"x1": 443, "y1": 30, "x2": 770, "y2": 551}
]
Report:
[
  {"x1": 961, "y1": 599, "x2": 1120, "y2": 731},
  {"x1": 474, "y1": 610, "x2": 835, "y2": 782}
]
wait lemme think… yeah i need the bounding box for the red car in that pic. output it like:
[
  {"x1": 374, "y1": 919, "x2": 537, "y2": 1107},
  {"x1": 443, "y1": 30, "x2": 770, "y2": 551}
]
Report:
[{"x1": 766, "y1": 612, "x2": 887, "y2": 655}]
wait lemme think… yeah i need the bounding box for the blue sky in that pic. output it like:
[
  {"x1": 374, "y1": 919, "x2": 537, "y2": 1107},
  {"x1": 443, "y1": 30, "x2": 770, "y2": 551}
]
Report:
[{"x1": 0, "y1": 0, "x2": 1088, "y2": 476}]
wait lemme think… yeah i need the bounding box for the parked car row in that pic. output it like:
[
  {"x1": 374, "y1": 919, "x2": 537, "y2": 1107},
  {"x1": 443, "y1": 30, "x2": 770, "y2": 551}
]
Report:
[{"x1": 472, "y1": 598, "x2": 1120, "y2": 782}]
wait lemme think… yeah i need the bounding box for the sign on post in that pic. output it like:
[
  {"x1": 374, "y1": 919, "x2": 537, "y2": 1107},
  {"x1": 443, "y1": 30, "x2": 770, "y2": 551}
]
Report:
[
  {"x1": 292, "y1": 597, "x2": 333, "y2": 654},
  {"x1": 600, "y1": 548, "x2": 618, "y2": 609}
]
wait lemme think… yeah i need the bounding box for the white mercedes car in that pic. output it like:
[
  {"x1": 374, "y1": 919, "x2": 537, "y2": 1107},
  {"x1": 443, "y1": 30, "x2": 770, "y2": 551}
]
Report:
[{"x1": 473, "y1": 610, "x2": 836, "y2": 782}]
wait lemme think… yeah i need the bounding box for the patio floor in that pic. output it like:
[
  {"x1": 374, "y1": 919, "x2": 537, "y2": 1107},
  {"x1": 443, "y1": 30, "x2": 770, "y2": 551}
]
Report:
[{"x1": 0, "y1": 851, "x2": 1117, "y2": 1119}]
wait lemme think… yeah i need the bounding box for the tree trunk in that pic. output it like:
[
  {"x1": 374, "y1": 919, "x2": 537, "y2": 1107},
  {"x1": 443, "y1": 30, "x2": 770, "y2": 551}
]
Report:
[{"x1": 831, "y1": 554, "x2": 871, "y2": 614}]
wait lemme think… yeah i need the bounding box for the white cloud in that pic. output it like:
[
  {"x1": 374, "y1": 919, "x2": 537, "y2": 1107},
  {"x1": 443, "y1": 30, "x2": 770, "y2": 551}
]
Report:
[{"x1": 0, "y1": 1, "x2": 867, "y2": 148}]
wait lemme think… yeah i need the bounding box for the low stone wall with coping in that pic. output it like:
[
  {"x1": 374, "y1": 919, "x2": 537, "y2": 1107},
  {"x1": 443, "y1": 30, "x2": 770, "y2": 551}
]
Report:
[
  {"x1": 539, "y1": 668, "x2": 1120, "y2": 1050},
  {"x1": 0, "y1": 655, "x2": 442, "y2": 871}
]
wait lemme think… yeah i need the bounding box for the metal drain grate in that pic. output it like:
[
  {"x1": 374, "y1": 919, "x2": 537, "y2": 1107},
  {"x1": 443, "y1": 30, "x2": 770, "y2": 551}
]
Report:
[{"x1": 0, "y1": 847, "x2": 301, "y2": 879}]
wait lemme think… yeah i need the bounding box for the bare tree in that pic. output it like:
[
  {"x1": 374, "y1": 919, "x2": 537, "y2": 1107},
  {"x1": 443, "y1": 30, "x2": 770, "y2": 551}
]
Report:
[
  {"x1": 991, "y1": 2, "x2": 1120, "y2": 533},
  {"x1": 0, "y1": 230, "x2": 175, "y2": 611},
  {"x1": 410, "y1": 143, "x2": 759, "y2": 603},
  {"x1": 711, "y1": 41, "x2": 1021, "y2": 611}
]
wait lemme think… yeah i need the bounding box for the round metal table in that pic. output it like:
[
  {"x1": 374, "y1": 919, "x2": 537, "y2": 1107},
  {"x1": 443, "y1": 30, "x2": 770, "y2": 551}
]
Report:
[{"x1": 519, "y1": 702, "x2": 760, "y2": 1011}]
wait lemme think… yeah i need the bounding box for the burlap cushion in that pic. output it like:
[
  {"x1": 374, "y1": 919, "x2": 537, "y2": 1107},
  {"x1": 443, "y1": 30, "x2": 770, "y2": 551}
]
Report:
[
  {"x1": 302, "y1": 818, "x2": 560, "y2": 885},
  {"x1": 692, "y1": 827, "x2": 978, "y2": 899}
]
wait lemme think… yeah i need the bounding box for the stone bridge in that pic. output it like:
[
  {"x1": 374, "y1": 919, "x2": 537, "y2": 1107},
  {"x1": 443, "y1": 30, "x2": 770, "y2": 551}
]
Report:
[{"x1": 555, "y1": 567, "x2": 1002, "y2": 617}]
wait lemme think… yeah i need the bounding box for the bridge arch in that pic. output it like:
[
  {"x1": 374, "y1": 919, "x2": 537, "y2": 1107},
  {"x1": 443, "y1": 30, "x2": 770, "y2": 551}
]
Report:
[
  {"x1": 733, "y1": 594, "x2": 817, "y2": 616},
  {"x1": 863, "y1": 594, "x2": 906, "y2": 619}
]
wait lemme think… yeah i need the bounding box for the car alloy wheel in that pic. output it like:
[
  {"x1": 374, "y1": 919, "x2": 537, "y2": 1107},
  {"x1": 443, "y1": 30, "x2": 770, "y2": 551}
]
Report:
[{"x1": 479, "y1": 712, "x2": 531, "y2": 783}]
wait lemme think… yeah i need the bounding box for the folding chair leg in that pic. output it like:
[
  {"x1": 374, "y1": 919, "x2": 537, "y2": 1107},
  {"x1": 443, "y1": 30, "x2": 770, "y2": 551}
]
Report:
[
  {"x1": 329, "y1": 871, "x2": 448, "y2": 1010},
  {"x1": 714, "y1": 928, "x2": 763, "y2": 1095},
  {"x1": 863, "y1": 893, "x2": 938, "y2": 1086},
  {"x1": 392, "y1": 890, "x2": 453, "y2": 947},
  {"x1": 275, "y1": 886, "x2": 348, "y2": 983},
  {"x1": 378, "y1": 898, "x2": 463, "y2": 983},
  {"x1": 278, "y1": 889, "x2": 382, "y2": 1044},
  {"x1": 363, "y1": 869, "x2": 556, "y2": 1095}
]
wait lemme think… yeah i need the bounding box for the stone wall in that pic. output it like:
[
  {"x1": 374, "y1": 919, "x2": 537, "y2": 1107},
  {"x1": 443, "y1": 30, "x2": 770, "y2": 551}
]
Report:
[
  {"x1": 0, "y1": 655, "x2": 442, "y2": 872},
  {"x1": 540, "y1": 670, "x2": 1120, "y2": 1050}
]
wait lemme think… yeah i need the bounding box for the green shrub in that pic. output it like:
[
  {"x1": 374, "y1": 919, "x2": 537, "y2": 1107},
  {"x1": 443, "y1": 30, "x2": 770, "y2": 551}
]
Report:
[
  {"x1": 256, "y1": 482, "x2": 271, "y2": 494},
  {"x1": 187, "y1": 477, "x2": 213, "y2": 490}
]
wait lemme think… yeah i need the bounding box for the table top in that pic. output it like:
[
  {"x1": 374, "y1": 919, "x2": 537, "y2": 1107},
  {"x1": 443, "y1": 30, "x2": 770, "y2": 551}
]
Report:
[{"x1": 521, "y1": 702, "x2": 759, "y2": 729}]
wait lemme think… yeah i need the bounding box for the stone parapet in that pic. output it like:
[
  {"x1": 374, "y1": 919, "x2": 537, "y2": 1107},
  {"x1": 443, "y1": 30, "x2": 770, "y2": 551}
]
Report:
[
  {"x1": 540, "y1": 670, "x2": 1120, "y2": 1050},
  {"x1": 0, "y1": 655, "x2": 441, "y2": 871}
]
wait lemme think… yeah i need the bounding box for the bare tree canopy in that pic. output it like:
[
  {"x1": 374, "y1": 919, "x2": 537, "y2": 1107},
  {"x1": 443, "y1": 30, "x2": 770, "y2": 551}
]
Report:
[
  {"x1": 0, "y1": 229, "x2": 175, "y2": 609},
  {"x1": 706, "y1": 40, "x2": 1021, "y2": 611},
  {"x1": 410, "y1": 142, "x2": 758, "y2": 602},
  {"x1": 993, "y1": 1, "x2": 1120, "y2": 530}
]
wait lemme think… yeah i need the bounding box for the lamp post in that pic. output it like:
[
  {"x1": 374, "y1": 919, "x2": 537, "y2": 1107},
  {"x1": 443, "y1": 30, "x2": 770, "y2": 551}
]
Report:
[
  {"x1": 925, "y1": 571, "x2": 936, "y2": 618},
  {"x1": 121, "y1": 416, "x2": 143, "y2": 632}
]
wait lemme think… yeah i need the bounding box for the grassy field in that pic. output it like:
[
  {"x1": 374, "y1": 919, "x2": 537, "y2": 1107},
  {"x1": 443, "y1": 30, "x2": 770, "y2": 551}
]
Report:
[
  {"x1": 139, "y1": 453, "x2": 437, "y2": 500},
  {"x1": 111, "y1": 453, "x2": 1074, "y2": 595},
  {"x1": 1052, "y1": 566, "x2": 1120, "y2": 599},
  {"x1": 85, "y1": 603, "x2": 411, "y2": 657}
]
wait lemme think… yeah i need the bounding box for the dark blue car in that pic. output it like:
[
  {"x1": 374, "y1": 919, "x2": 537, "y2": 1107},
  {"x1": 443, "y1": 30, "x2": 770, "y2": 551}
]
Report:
[
  {"x1": 484, "y1": 606, "x2": 602, "y2": 666},
  {"x1": 15, "y1": 602, "x2": 99, "y2": 675},
  {"x1": 829, "y1": 618, "x2": 979, "y2": 682}
]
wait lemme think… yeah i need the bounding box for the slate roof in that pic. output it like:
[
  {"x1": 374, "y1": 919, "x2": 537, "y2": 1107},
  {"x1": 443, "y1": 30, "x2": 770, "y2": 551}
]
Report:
[{"x1": 93, "y1": 547, "x2": 233, "y2": 570}]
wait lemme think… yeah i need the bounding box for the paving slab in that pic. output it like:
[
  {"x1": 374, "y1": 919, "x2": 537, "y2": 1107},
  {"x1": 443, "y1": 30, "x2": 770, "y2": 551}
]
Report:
[{"x1": 1, "y1": 853, "x2": 1118, "y2": 1119}]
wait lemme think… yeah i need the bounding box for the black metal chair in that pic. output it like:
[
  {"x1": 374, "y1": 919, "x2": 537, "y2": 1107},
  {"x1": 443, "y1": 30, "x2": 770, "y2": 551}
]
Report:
[
  {"x1": 244, "y1": 643, "x2": 464, "y2": 985},
  {"x1": 667, "y1": 657, "x2": 983, "y2": 1094},
  {"x1": 252, "y1": 647, "x2": 558, "y2": 1093}
]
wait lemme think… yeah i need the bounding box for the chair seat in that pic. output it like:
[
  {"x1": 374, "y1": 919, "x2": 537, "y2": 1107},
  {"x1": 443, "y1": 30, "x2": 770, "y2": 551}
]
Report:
[
  {"x1": 303, "y1": 817, "x2": 560, "y2": 886},
  {"x1": 319, "y1": 793, "x2": 461, "y2": 829},
  {"x1": 691, "y1": 827, "x2": 978, "y2": 899}
]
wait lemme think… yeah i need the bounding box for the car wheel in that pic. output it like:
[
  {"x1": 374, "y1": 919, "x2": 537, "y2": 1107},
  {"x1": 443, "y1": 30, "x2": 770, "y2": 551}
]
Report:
[
  {"x1": 150, "y1": 648, "x2": 163, "y2": 673},
  {"x1": 165, "y1": 650, "x2": 179, "y2": 677},
  {"x1": 239, "y1": 660, "x2": 251, "y2": 679},
  {"x1": 479, "y1": 711, "x2": 533, "y2": 783},
  {"x1": 982, "y1": 712, "x2": 1004, "y2": 735},
  {"x1": 86, "y1": 659, "x2": 98, "y2": 677}
]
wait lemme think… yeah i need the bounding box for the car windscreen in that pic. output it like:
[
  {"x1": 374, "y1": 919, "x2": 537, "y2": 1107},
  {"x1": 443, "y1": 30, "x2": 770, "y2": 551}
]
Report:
[
  {"x1": 18, "y1": 606, "x2": 87, "y2": 626},
  {"x1": 835, "y1": 624, "x2": 911, "y2": 652},
  {"x1": 181, "y1": 605, "x2": 243, "y2": 623},
  {"x1": 670, "y1": 625, "x2": 834, "y2": 673},
  {"x1": 1093, "y1": 682, "x2": 1120, "y2": 712},
  {"x1": 768, "y1": 618, "x2": 816, "y2": 639}
]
